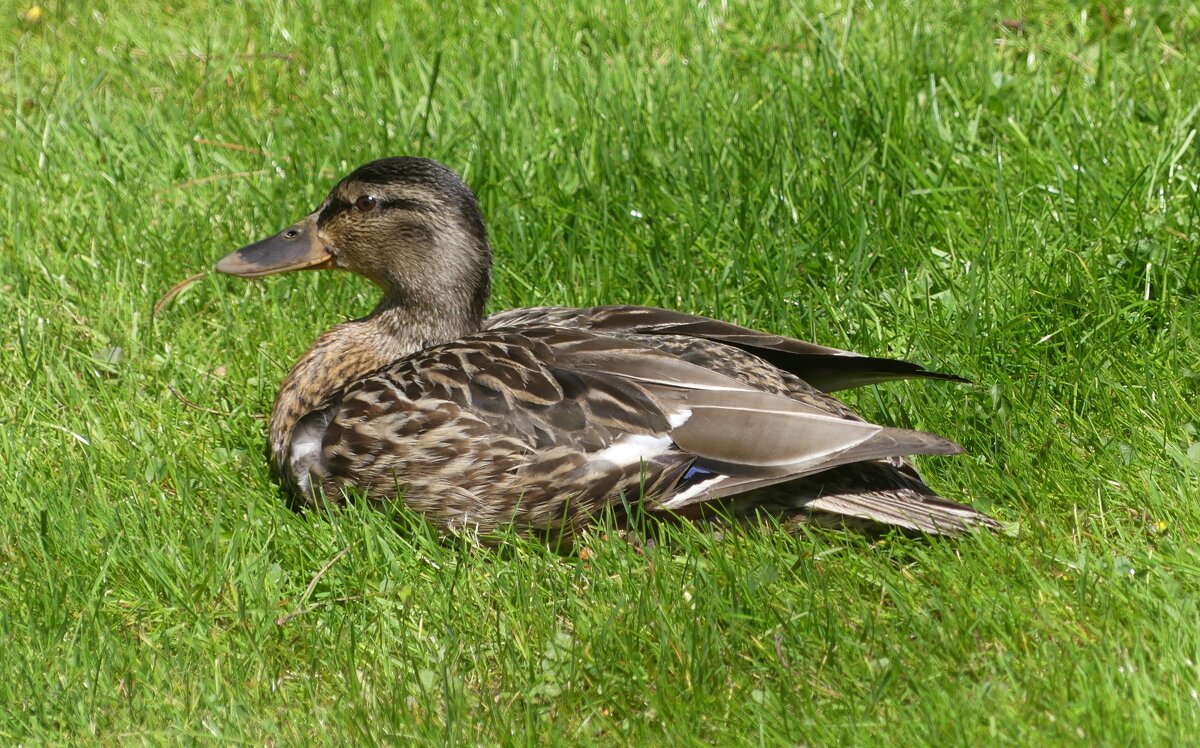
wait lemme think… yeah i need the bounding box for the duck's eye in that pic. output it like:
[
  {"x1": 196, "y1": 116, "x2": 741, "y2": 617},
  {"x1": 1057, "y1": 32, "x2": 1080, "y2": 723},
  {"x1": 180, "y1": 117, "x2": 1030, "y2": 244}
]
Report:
[{"x1": 354, "y1": 195, "x2": 377, "y2": 212}]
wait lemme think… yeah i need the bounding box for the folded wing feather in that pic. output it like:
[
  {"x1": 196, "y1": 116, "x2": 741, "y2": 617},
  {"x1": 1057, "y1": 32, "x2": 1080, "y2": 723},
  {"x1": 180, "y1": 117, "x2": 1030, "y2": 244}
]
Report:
[
  {"x1": 488, "y1": 305, "x2": 970, "y2": 392},
  {"x1": 551, "y1": 339, "x2": 963, "y2": 510}
]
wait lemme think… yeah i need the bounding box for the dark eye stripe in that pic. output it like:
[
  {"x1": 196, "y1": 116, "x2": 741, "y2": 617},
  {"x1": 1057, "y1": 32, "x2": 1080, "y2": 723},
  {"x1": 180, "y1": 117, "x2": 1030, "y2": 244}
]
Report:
[
  {"x1": 318, "y1": 196, "x2": 435, "y2": 226},
  {"x1": 378, "y1": 198, "x2": 434, "y2": 213}
]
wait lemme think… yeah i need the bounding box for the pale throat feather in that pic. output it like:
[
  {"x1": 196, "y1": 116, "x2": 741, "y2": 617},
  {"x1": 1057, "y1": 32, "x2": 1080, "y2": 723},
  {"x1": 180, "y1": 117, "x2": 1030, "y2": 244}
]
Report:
[{"x1": 267, "y1": 299, "x2": 481, "y2": 468}]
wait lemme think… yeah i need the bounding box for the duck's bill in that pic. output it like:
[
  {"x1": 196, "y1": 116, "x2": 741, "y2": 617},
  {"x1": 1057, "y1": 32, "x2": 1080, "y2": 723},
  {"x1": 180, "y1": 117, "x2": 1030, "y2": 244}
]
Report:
[{"x1": 214, "y1": 212, "x2": 335, "y2": 277}]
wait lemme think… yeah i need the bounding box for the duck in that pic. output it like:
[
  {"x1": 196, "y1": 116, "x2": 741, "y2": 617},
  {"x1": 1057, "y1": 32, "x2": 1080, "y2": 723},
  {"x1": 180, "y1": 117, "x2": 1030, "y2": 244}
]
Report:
[{"x1": 214, "y1": 157, "x2": 999, "y2": 544}]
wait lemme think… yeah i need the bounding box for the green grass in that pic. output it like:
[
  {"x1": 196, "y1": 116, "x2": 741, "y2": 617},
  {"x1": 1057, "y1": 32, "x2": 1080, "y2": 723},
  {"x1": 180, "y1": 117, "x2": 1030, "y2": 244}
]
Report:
[{"x1": 4, "y1": 0, "x2": 1200, "y2": 743}]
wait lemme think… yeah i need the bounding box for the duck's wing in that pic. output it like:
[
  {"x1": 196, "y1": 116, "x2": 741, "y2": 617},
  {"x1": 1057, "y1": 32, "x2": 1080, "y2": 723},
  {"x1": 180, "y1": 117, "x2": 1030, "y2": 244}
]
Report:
[
  {"x1": 485, "y1": 305, "x2": 968, "y2": 392},
  {"x1": 524, "y1": 326, "x2": 963, "y2": 473},
  {"x1": 544, "y1": 332, "x2": 994, "y2": 532}
]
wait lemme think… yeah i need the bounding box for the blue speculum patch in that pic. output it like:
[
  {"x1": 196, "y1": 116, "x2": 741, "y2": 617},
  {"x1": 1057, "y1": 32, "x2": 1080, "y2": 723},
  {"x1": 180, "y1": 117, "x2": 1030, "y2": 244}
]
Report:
[{"x1": 681, "y1": 464, "x2": 714, "y2": 483}]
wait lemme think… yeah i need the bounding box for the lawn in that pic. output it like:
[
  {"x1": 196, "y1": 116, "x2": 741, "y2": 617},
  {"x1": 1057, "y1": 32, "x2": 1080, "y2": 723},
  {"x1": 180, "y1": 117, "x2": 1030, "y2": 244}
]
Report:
[{"x1": 3, "y1": 0, "x2": 1200, "y2": 743}]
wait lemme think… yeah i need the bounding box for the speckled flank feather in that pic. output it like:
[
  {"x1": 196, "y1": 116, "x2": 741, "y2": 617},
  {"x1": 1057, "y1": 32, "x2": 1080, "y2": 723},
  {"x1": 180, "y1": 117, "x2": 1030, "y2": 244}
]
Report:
[{"x1": 218, "y1": 156, "x2": 1000, "y2": 543}]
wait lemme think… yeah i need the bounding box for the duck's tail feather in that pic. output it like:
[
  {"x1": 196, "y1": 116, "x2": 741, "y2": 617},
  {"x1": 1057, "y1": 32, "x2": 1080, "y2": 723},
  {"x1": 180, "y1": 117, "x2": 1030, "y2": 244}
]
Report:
[
  {"x1": 796, "y1": 489, "x2": 1000, "y2": 534},
  {"x1": 689, "y1": 460, "x2": 1000, "y2": 536}
]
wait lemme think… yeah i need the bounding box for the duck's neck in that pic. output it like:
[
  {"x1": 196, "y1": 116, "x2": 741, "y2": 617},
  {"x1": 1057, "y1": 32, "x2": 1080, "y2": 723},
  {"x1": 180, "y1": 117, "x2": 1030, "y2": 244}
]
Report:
[{"x1": 268, "y1": 294, "x2": 482, "y2": 466}]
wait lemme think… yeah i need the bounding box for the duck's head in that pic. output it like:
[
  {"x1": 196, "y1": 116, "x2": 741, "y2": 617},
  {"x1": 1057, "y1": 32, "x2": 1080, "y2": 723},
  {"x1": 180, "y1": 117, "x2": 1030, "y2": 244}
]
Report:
[{"x1": 216, "y1": 157, "x2": 492, "y2": 319}]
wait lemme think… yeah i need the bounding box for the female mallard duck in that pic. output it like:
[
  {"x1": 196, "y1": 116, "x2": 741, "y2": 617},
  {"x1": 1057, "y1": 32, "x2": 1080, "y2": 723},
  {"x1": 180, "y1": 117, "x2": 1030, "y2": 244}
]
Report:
[{"x1": 216, "y1": 157, "x2": 998, "y2": 541}]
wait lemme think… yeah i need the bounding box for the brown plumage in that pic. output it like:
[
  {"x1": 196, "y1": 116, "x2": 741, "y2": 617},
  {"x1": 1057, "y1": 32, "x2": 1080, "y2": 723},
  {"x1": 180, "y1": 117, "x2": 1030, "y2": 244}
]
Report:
[{"x1": 215, "y1": 156, "x2": 1000, "y2": 543}]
